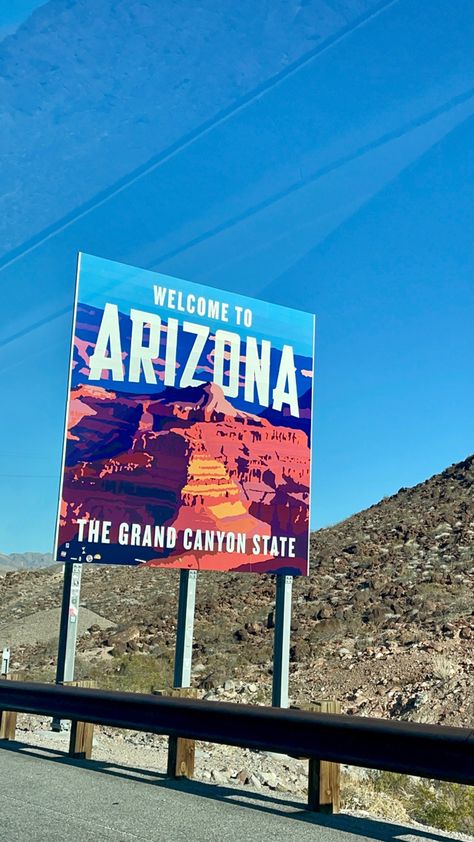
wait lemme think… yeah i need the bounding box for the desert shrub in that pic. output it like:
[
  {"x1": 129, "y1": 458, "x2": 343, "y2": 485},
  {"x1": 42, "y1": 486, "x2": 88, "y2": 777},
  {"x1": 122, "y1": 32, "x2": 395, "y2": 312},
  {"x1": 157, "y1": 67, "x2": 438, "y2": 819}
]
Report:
[
  {"x1": 365, "y1": 771, "x2": 474, "y2": 834},
  {"x1": 410, "y1": 780, "x2": 474, "y2": 834},
  {"x1": 85, "y1": 652, "x2": 173, "y2": 694},
  {"x1": 431, "y1": 653, "x2": 457, "y2": 682}
]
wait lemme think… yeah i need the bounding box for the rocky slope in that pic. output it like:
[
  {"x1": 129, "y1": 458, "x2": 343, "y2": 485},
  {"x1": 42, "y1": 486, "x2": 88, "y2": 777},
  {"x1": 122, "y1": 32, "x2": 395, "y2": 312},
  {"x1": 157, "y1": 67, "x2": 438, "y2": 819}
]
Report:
[{"x1": 1, "y1": 454, "x2": 473, "y2": 727}]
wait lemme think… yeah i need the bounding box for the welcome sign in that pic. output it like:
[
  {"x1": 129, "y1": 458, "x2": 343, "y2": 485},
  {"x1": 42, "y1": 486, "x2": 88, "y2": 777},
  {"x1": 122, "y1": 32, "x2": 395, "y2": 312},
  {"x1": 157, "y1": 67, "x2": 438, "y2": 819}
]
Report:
[{"x1": 55, "y1": 254, "x2": 315, "y2": 575}]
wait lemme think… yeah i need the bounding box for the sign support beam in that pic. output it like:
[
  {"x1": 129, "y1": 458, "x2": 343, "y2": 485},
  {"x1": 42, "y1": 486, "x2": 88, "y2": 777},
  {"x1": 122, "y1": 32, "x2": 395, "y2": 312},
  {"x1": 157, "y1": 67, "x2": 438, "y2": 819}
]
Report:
[
  {"x1": 1, "y1": 648, "x2": 10, "y2": 676},
  {"x1": 52, "y1": 562, "x2": 82, "y2": 731},
  {"x1": 272, "y1": 574, "x2": 293, "y2": 708},
  {"x1": 173, "y1": 569, "x2": 197, "y2": 688}
]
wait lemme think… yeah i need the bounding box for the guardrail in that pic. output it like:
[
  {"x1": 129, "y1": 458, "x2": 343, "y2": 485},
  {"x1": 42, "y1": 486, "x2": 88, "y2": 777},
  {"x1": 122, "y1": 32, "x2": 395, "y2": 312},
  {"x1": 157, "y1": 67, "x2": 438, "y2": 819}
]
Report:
[{"x1": 0, "y1": 680, "x2": 472, "y2": 793}]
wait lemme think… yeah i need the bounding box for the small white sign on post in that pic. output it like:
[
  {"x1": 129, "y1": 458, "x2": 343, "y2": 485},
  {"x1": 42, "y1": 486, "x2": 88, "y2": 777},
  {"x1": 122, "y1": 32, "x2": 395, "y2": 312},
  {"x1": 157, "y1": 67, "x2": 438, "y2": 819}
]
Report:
[{"x1": 1, "y1": 647, "x2": 10, "y2": 676}]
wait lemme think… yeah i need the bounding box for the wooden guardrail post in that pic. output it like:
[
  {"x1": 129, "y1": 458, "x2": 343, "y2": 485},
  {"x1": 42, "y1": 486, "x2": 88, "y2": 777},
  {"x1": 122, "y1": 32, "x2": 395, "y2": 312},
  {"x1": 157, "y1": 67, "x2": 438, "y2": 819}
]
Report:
[
  {"x1": 0, "y1": 673, "x2": 25, "y2": 740},
  {"x1": 307, "y1": 699, "x2": 341, "y2": 813},
  {"x1": 65, "y1": 680, "x2": 95, "y2": 759},
  {"x1": 160, "y1": 688, "x2": 197, "y2": 778}
]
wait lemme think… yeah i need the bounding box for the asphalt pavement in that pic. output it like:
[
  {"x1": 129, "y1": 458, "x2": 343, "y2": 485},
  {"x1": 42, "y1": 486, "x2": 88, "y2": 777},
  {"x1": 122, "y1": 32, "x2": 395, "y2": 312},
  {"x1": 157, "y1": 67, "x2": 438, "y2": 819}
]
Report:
[{"x1": 0, "y1": 742, "x2": 462, "y2": 842}]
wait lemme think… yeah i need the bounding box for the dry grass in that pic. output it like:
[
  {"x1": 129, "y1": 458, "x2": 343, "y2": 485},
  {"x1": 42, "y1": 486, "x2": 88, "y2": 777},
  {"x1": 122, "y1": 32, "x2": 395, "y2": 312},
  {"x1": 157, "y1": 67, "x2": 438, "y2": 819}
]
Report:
[
  {"x1": 431, "y1": 653, "x2": 458, "y2": 682},
  {"x1": 344, "y1": 771, "x2": 474, "y2": 835}
]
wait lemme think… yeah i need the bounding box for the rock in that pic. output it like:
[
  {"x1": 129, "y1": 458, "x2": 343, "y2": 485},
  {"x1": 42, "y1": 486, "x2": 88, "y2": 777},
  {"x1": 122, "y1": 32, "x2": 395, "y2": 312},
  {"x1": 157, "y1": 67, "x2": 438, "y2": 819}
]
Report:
[
  {"x1": 342, "y1": 543, "x2": 358, "y2": 554},
  {"x1": 106, "y1": 625, "x2": 140, "y2": 647},
  {"x1": 210, "y1": 769, "x2": 227, "y2": 785},
  {"x1": 263, "y1": 772, "x2": 279, "y2": 789},
  {"x1": 245, "y1": 622, "x2": 262, "y2": 635},
  {"x1": 201, "y1": 670, "x2": 226, "y2": 690}
]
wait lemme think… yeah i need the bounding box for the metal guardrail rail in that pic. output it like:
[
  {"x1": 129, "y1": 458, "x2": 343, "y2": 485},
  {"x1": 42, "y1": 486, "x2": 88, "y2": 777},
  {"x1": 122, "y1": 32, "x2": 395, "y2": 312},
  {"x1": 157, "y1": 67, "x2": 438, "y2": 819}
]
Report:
[{"x1": 0, "y1": 680, "x2": 472, "y2": 785}]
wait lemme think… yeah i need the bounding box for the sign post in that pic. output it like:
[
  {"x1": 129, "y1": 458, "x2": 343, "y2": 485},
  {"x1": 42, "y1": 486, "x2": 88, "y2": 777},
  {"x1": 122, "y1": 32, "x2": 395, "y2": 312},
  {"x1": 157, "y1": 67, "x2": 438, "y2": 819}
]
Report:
[
  {"x1": 52, "y1": 562, "x2": 82, "y2": 730},
  {"x1": 1, "y1": 648, "x2": 10, "y2": 676},
  {"x1": 272, "y1": 574, "x2": 293, "y2": 708},
  {"x1": 167, "y1": 569, "x2": 198, "y2": 778},
  {"x1": 173, "y1": 569, "x2": 197, "y2": 688}
]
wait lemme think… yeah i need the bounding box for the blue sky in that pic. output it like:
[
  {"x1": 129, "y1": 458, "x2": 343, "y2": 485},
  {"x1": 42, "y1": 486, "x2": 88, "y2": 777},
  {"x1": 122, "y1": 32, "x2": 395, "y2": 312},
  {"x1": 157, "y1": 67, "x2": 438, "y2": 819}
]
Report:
[
  {"x1": 0, "y1": 0, "x2": 473, "y2": 554},
  {"x1": 0, "y1": 0, "x2": 47, "y2": 40}
]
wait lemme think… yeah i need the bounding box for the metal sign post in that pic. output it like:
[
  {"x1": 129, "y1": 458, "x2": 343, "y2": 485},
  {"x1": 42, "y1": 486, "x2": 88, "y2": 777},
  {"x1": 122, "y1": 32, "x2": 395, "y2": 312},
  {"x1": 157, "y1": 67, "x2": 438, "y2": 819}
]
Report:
[
  {"x1": 272, "y1": 574, "x2": 293, "y2": 708},
  {"x1": 1, "y1": 648, "x2": 10, "y2": 676},
  {"x1": 173, "y1": 569, "x2": 197, "y2": 688},
  {"x1": 52, "y1": 562, "x2": 82, "y2": 730}
]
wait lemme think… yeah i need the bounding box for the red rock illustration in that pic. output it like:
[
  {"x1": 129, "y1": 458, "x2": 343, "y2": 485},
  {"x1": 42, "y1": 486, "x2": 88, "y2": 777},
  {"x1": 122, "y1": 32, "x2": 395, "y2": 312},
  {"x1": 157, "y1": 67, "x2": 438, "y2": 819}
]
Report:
[{"x1": 58, "y1": 381, "x2": 310, "y2": 574}]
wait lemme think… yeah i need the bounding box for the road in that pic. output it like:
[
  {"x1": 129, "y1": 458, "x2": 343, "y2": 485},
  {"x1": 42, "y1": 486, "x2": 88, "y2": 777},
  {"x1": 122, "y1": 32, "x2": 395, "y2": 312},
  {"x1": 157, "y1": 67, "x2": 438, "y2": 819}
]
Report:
[{"x1": 0, "y1": 743, "x2": 461, "y2": 842}]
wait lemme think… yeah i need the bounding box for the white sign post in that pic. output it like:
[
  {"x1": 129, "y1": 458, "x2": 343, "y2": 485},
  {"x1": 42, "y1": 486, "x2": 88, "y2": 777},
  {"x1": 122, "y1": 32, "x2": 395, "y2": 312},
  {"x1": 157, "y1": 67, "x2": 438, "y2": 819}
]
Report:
[
  {"x1": 272, "y1": 575, "x2": 293, "y2": 707},
  {"x1": 52, "y1": 562, "x2": 82, "y2": 730},
  {"x1": 1, "y1": 647, "x2": 10, "y2": 676},
  {"x1": 173, "y1": 569, "x2": 197, "y2": 688}
]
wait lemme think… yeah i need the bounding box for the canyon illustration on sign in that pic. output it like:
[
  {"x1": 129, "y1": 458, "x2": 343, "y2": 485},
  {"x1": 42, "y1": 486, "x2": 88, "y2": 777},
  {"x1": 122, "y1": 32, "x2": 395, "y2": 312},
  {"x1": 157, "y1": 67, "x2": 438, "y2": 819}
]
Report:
[{"x1": 55, "y1": 253, "x2": 315, "y2": 575}]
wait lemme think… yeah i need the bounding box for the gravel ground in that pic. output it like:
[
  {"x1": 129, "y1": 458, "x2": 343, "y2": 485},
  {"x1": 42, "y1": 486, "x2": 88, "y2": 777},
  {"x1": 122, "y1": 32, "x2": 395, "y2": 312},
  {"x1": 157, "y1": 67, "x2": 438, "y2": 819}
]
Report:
[
  {"x1": 0, "y1": 608, "x2": 114, "y2": 650},
  {"x1": 14, "y1": 713, "x2": 309, "y2": 794}
]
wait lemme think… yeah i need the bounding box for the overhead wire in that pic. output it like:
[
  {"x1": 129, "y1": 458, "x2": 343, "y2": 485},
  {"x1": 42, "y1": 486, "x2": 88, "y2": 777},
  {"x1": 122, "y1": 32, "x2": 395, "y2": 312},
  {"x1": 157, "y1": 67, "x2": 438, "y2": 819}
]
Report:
[
  {"x1": 147, "y1": 85, "x2": 474, "y2": 270},
  {"x1": 0, "y1": 0, "x2": 399, "y2": 275}
]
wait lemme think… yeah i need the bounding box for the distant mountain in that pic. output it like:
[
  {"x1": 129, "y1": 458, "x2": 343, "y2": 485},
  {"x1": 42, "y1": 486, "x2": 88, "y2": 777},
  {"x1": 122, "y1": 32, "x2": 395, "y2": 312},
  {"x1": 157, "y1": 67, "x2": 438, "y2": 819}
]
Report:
[{"x1": 0, "y1": 552, "x2": 54, "y2": 572}]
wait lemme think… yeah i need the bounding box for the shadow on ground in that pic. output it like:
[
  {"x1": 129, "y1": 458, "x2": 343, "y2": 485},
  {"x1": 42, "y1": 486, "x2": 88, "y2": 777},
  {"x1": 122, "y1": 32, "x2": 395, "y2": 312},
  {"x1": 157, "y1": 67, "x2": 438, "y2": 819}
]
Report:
[{"x1": 0, "y1": 738, "x2": 457, "y2": 842}]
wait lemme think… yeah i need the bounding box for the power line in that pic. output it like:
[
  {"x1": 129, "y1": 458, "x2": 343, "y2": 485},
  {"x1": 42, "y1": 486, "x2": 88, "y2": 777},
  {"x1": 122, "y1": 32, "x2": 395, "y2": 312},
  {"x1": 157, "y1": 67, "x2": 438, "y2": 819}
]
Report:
[
  {"x1": 129, "y1": 85, "x2": 474, "y2": 270},
  {"x1": 0, "y1": 0, "x2": 413, "y2": 367},
  {"x1": 1, "y1": 76, "x2": 472, "y2": 361},
  {"x1": 0, "y1": 305, "x2": 71, "y2": 351}
]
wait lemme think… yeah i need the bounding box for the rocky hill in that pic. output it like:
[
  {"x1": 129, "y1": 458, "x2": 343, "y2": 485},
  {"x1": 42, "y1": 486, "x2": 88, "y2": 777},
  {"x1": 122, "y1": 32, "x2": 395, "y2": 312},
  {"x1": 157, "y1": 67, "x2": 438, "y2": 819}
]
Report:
[{"x1": 1, "y1": 454, "x2": 472, "y2": 727}]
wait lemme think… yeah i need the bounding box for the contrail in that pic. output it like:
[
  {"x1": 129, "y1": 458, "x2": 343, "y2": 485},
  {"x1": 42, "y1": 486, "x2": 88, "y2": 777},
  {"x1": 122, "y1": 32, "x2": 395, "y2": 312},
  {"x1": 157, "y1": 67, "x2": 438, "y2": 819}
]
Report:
[{"x1": 0, "y1": 0, "x2": 400, "y2": 276}]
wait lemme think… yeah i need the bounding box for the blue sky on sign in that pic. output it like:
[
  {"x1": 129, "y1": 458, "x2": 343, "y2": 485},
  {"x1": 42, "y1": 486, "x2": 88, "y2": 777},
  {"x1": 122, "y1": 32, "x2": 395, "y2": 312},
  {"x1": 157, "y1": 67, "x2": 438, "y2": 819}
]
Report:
[
  {"x1": 77, "y1": 253, "x2": 315, "y2": 358},
  {"x1": 0, "y1": 0, "x2": 473, "y2": 553}
]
